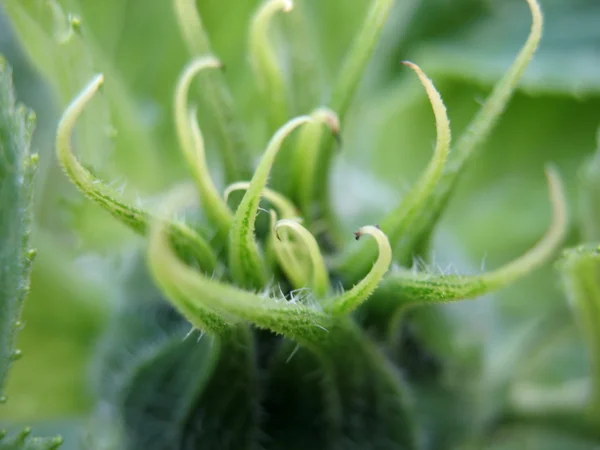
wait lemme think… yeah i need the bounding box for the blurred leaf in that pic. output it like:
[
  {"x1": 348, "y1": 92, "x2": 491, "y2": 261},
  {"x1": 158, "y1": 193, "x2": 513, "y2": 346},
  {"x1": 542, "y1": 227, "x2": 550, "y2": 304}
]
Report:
[
  {"x1": 0, "y1": 51, "x2": 61, "y2": 450},
  {"x1": 0, "y1": 55, "x2": 36, "y2": 397},
  {"x1": 0, "y1": 428, "x2": 62, "y2": 450},
  {"x1": 3, "y1": 0, "x2": 173, "y2": 190},
  {"x1": 559, "y1": 245, "x2": 600, "y2": 422},
  {"x1": 578, "y1": 129, "x2": 600, "y2": 241},
  {"x1": 414, "y1": 0, "x2": 600, "y2": 96},
  {"x1": 487, "y1": 426, "x2": 599, "y2": 450},
  {"x1": 1, "y1": 233, "x2": 109, "y2": 420}
]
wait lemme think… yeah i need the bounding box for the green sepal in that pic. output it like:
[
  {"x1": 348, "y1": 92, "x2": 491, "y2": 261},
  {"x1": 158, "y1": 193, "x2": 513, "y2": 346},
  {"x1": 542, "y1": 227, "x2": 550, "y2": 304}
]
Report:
[
  {"x1": 373, "y1": 167, "x2": 567, "y2": 311},
  {"x1": 335, "y1": 62, "x2": 450, "y2": 284},
  {"x1": 289, "y1": 0, "x2": 396, "y2": 240},
  {"x1": 173, "y1": 0, "x2": 253, "y2": 182},
  {"x1": 393, "y1": 0, "x2": 544, "y2": 265},
  {"x1": 263, "y1": 320, "x2": 418, "y2": 450},
  {"x1": 327, "y1": 226, "x2": 392, "y2": 315},
  {"x1": 330, "y1": 0, "x2": 395, "y2": 118},
  {"x1": 261, "y1": 341, "x2": 331, "y2": 450},
  {"x1": 249, "y1": 0, "x2": 294, "y2": 132},
  {"x1": 229, "y1": 116, "x2": 313, "y2": 289},
  {"x1": 56, "y1": 75, "x2": 217, "y2": 273},
  {"x1": 119, "y1": 327, "x2": 258, "y2": 450},
  {"x1": 275, "y1": 219, "x2": 331, "y2": 298},
  {"x1": 149, "y1": 200, "x2": 331, "y2": 344},
  {"x1": 174, "y1": 57, "x2": 234, "y2": 243},
  {"x1": 91, "y1": 258, "x2": 259, "y2": 449}
]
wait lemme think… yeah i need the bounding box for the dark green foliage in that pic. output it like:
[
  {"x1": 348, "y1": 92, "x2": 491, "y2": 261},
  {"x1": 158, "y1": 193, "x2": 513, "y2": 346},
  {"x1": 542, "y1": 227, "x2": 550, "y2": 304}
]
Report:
[
  {"x1": 91, "y1": 259, "x2": 260, "y2": 450},
  {"x1": 93, "y1": 259, "x2": 418, "y2": 450}
]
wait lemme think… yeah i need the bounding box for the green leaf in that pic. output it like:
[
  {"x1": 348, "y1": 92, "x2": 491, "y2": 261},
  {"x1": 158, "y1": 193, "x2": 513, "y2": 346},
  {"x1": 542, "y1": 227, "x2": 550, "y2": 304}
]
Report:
[
  {"x1": 559, "y1": 245, "x2": 600, "y2": 423},
  {"x1": 0, "y1": 231, "x2": 108, "y2": 420},
  {"x1": 0, "y1": 55, "x2": 37, "y2": 397},
  {"x1": 0, "y1": 54, "x2": 61, "y2": 450},
  {"x1": 0, "y1": 428, "x2": 62, "y2": 450},
  {"x1": 296, "y1": 0, "x2": 397, "y2": 242},
  {"x1": 174, "y1": 57, "x2": 234, "y2": 242}
]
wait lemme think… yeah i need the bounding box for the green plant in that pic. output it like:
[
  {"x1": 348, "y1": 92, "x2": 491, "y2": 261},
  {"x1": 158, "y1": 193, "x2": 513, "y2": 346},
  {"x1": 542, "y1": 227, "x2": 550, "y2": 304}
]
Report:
[
  {"x1": 0, "y1": 56, "x2": 62, "y2": 450},
  {"x1": 2, "y1": 0, "x2": 600, "y2": 448}
]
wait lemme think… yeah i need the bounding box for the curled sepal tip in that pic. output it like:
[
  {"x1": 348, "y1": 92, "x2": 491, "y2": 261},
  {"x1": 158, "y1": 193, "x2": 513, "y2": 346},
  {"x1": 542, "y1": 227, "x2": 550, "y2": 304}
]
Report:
[
  {"x1": 385, "y1": 61, "x2": 450, "y2": 240},
  {"x1": 336, "y1": 62, "x2": 450, "y2": 283},
  {"x1": 250, "y1": 0, "x2": 294, "y2": 129},
  {"x1": 327, "y1": 226, "x2": 392, "y2": 315},
  {"x1": 269, "y1": 210, "x2": 310, "y2": 289},
  {"x1": 175, "y1": 57, "x2": 233, "y2": 239},
  {"x1": 379, "y1": 168, "x2": 568, "y2": 305},
  {"x1": 56, "y1": 75, "x2": 217, "y2": 272},
  {"x1": 229, "y1": 115, "x2": 313, "y2": 289},
  {"x1": 224, "y1": 181, "x2": 299, "y2": 220},
  {"x1": 392, "y1": 0, "x2": 543, "y2": 266},
  {"x1": 276, "y1": 219, "x2": 331, "y2": 298},
  {"x1": 302, "y1": 0, "x2": 394, "y2": 239},
  {"x1": 149, "y1": 198, "x2": 330, "y2": 344},
  {"x1": 291, "y1": 107, "x2": 341, "y2": 217}
]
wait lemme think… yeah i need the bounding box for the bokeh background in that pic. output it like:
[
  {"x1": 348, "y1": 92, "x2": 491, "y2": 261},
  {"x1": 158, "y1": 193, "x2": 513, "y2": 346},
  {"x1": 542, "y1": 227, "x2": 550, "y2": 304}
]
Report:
[{"x1": 1, "y1": 0, "x2": 600, "y2": 447}]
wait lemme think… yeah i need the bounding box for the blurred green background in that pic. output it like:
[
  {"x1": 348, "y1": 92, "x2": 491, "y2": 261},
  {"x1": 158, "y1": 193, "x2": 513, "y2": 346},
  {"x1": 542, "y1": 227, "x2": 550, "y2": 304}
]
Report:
[{"x1": 1, "y1": 0, "x2": 599, "y2": 447}]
